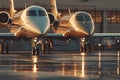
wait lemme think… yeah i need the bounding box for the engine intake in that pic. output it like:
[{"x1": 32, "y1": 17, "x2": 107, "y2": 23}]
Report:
[
  {"x1": 0, "y1": 11, "x2": 10, "y2": 24},
  {"x1": 48, "y1": 13, "x2": 55, "y2": 24},
  {"x1": 48, "y1": 13, "x2": 59, "y2": 30}
]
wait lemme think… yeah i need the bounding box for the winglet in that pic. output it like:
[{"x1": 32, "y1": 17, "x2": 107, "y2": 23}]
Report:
[{"x1": 9, "y1": 0, "x2": 16, "y2": 17}]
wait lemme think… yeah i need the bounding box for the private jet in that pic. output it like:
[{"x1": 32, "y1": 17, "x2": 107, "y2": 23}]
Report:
[
  {"x1": 0, "y1": 0, "x2": 51, "y2": 55},
  {"x1": 47, "y1": 0, "x2": 95, "y2": 52},
  {"x1": 1, "y1": 0, "x2": 118, "y2": 55},
  {"x1": 48, "y1": 0, "x2": 120, "y2": 52},
  {"x1": 0, "y1": 0, "x2": 95, "y2": 55}
]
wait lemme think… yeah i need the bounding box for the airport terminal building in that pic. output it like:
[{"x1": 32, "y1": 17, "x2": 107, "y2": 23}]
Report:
[{"x1": 0, "y1": 0, "x2": 120, "y2": 33}]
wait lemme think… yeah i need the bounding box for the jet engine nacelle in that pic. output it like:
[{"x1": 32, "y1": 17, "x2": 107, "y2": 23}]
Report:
[
  {"x1": 48, "y1": 13, "x2": 55, "y2": 24},
  {"x1": 48, "y1": 13, "x2": 59, "y2": 29},
  {"x1": 0, "y1": 11, "x2": 10, "y2": 24}
]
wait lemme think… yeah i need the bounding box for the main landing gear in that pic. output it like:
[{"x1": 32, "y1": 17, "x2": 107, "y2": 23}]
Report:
[
  {"x1": 0, "y1": 41, "x2": 9, "y2": 54},
  {"x1": 32, "y1": 38, "x2": 53, "y2": 56}
]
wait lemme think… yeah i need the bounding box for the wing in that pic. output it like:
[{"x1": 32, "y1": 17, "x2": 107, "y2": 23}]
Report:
[
  {"x1": 0, "y1": 33, "x2": 15, "y2": 39},
  {"x1": 93, "y1": 33, "x2": 120, "y2": 37},
  {"x1": 90, "y1": 33, "x2": 120, "y2": 46}
]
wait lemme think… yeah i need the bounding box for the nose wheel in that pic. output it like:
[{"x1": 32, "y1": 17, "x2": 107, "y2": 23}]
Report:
[
  {"x1": 32, "y1": 38, "x2": 53, "y2": 56},
  {"x1": 80, "y1": 38, "x2": 86, "y2": 52},
  {"x1": 0, "y1": 44, "x2": 9, "y2": 54},
  {"x1": 80, "y1": 38, "x2": 91, "y2": 53},
  {"x1": 32, "y1": 45, "x2": 39, "y2": 56}
]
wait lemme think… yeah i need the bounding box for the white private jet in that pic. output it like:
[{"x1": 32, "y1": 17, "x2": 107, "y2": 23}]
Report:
[
  {"x1": 46, "y1": 0, "x2": 95, "y2": 52},
  {"x1": 0, "y1": 0, "x2": 50, "y2": 55},
  {"x1": 0, "y1": 0, "x2": 119, "y2": 55},
  {"x1": 47, "y1": 0, "x2": 120, "y2": 52},
  {"x1": 0, "y1": 0, "x2": 95, "y2": 55}
]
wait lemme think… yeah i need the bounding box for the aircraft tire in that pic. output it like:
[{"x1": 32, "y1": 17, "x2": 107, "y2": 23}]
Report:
[
  {"x1": 36, "y1": 47, "x2": 40, "y2": 56},
  {"x1": 41, "y1": 43, "x2": 45, "y2": 54},
  {"x1": 32, "y1": 47, "x2": 38, "y2": 56},
  {"x1": 0, "y1": 44, "x2": 3, "y2": 54},
  {"x1": 47, "y1": 43, "x2": 51, "y2": 54},
  {"x1": 32, "y1": 47, "x2": 39, "y2": 56},
  {"x1": 32, "y1": 47, "x2": 35, "y2": 55},
  {"x1": 6, "y1": 43, "x2": 9, "y2": 54},
  {"x1": 45, "y1": 42, "x2": 50, "y2": 54}
]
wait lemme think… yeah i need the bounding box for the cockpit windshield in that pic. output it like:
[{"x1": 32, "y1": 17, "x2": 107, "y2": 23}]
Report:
[
  {"x1": 75, "y1": 14, "x2": 84, "y2": 21},
  {"x1": 75, "y1": 13, "x2": 91, "y2": 21},
  {"x1": 38, "y1": 10, "x2": 47, "y2": 16},
  {"x1": 26, "y1": 10, "x2": 47, "y2": 16},
  {"x1": 84, "y1": 14, "x2": 91, "y2": 21},
  {"x1": 26, "y1": 10, "x2": 37, "y2": 16}
]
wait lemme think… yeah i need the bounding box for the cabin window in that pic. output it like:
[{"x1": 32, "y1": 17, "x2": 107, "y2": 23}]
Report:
[
  {"x1": 26, "y1": 10, "x2": 37, "y2": 16},
  {"x1": 38, "y1": 10, "x2": 47, "y2": 16}
]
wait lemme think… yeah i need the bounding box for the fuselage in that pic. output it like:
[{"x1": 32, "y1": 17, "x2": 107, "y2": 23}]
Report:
[
  {"x1": 12, "y1": 5, "x2": 50, "y2": 38},
  {"x1": 55, "y1": 11, "x2": 95, "y2": 39}
]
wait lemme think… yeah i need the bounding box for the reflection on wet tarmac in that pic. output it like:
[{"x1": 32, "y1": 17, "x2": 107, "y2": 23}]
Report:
[
  {"x1": 0, "y1": 50, "x2": 119, "y2": 80},
  {"x1": 62, "y1": 63, "x2": 65, "y2": 75},
  {"x1": 117, "y1": 51, "x2": 119, "y2": 75},
  {"x1": 32, "y1": 56, "x2": 38, "y2": 73},
  {"x1": 61, "y1": 52, "x2": 85, "y2": 78},
  {"x1": 98, "y1": 50, "x2": 101, "y2": 76},
  {"x1": 81, "y1": 52, "x2": 85, "y2": 78},
  {"x1": 73, "y1": 63, "x2": 77, "y2": 76}
]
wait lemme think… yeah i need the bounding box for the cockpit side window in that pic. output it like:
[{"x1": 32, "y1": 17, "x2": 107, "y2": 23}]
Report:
[
  {"x1": 26, "y1": 10, "x2": 37, "y2": 16},
  {"x1": 38, "y1": 10, "x2": 47, "y2": 16}
]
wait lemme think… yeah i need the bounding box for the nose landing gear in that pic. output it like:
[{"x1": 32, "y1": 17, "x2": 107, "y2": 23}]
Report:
[
  {"x1": 80, "y1": 38, "x2": 91, "y2": 53},
  {"x1": 0, "y1": 40, "x2": 9, "y2": 54},
  {"x1": 32, "y1": 38, "x2": 53, "y2": 56}
]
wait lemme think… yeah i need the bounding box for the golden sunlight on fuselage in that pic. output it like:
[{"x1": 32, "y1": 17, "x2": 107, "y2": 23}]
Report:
[{"x1": 61, "y1": 52, "x2": 86, "y2": 78}]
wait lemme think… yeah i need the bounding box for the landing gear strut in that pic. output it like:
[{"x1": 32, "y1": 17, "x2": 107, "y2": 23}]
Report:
[
  {"x1": 32, "y1": 38, "x2": 53, "y2": 56},
  {"x1": 32, "y1": 38, "x2": 40, "y2": 56},
  {"x1": 80, "y1": 38, "x2": 86, "y2": 52},
  {"x1": 0, "y1": 41, "x2": 9, "y2": 54},
  {"x1": 80, "y1": 38, "x2": 91, "y2": 53}
]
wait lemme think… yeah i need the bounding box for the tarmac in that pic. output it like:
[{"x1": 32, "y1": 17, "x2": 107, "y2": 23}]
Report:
[{"x1": 0, "y1": 50, "x2": 119, "y2": 80}]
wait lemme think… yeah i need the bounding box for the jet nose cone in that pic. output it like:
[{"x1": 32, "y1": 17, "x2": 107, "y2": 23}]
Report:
[
  {"x1": 82, "y1": 22, "x2": 94, "y2": 35},
  {"x1": 74, "y1": 12, "x2": 94, "y2": 36},
  {"x1": 35, "y1": 22, "x2": 50, "y2": 35},
  {"x1": 28, "y1": 16, "x2": 50, "y2": 36}
]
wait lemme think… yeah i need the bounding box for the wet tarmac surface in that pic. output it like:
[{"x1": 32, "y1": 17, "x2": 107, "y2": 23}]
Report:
[{"x1": 0, "y1": 50, "x2": 119, "y2": 80}]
